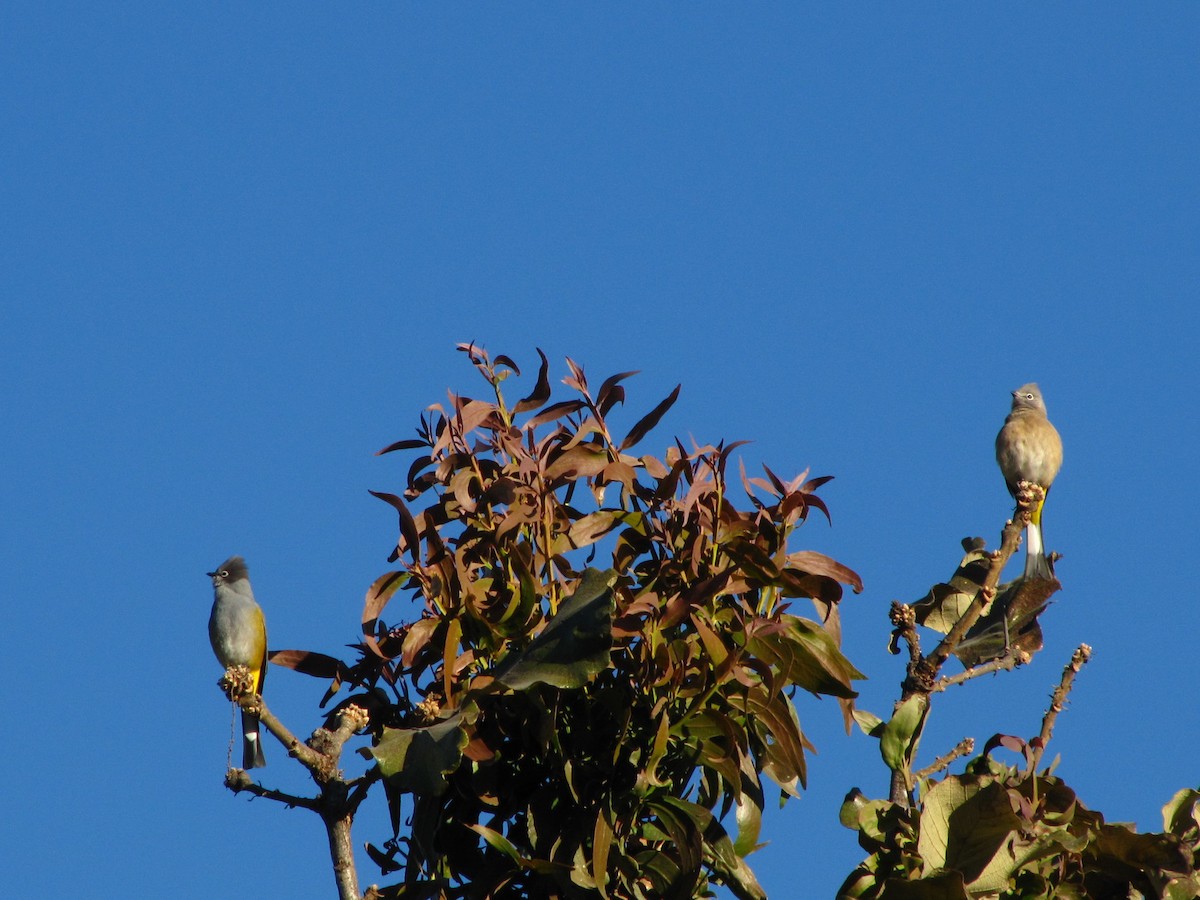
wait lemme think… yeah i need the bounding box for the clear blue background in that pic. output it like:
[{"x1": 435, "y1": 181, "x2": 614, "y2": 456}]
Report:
[{"x1": 4, "y1": 6, "x2": 1197, "y2": 897}]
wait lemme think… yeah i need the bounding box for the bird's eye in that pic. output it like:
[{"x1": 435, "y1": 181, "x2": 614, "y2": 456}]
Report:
[
  {"x1": 1025, "y1": 393, "x2": 1034, "y2": 400},
  {"x1": 220, "y1": 570, "x2": 229, "y2": 577}
]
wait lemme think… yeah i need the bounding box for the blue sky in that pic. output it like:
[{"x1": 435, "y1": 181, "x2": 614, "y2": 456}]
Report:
[{"x1": 4, "y1": 6, "x2": 1198, "y2": 897}]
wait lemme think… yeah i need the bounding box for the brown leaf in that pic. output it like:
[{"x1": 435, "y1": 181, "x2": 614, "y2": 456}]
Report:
[
  {"x1": 597, "y1": 370, "x2": 638, "y2": 415},
  {"x1": 777, "y1": 569, "x2": 844, "y2": 605},
  {"x1": 369, "y1": 491, "x2": 421, "y2": 564},
  {"x1": 493, "y1": 353, "x2": 522, "y2": 375},
  {"x1": 375, "y1": 437, "x2": 427, "y2": 456},
  {"x1": 269, "y1": 649, "x2": 348, "y2": 679},
  {"x1": 563, "y1": 356, "x2": 587, "y2": 393},
  {"x1": 454, "y1": 397, "x2": 499, "y2": 437},
  {"x1": 600, "y1": 460, "x2": 637, "y2": 490},
  {"x1": 662, "y1": 572, "x2": 732, "y2": 629},
  {"x1": 566, "y1": 510, "x2": 626, "y2": 548},
  {"x1": 787, "y1": 551, "x2": 864, "y2": 593},
  {"x1": 523, "y1": 399, "x2": 587, "y2": 430},
  {"x1": 401, "y1": 617, "x2": 441, "y2": 668},
  {"x1": 641, "y1": 454, "x2": 669, "y2": 479},
  {"x1": 363, "y1": 570, "x2": 407, "y2": 631},
  {"x1": 619, "y1": 384, "x2": 680, "y2": 451},
  {"x1": 544, "y1": 443, "x2": 609, "y2": 485},
  {"x1": 512, "y1": 348, "x2": 549, "y2": 413}
]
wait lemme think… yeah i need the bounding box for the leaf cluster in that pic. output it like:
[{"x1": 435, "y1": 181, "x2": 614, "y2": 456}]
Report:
[
  {"x1": 277, "y1": 346, "x2": 865, "y2": 899},
  {"x1": 838, "y1": 738, "x2": 1200, "y2": 899}
]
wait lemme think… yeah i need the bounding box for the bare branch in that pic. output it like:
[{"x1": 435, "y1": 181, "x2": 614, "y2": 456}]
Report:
[
  {"x1": 914, "y1": 737, "x2": 976, "y2": 782},
  {"x1": 932, "y1": 647, "x2": 1030, "y2": 692},
  {"x1": 1026, "y1": 644, "x2": 1092, "y2": 777},
  {"x1": 224, "y1": 769, "x2": 320, "y2": 811}
]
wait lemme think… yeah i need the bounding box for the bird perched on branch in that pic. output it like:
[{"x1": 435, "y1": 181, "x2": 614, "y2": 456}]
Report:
[
  {"x1": 208, "y1": 555, "x2": 268, "y2": 768},
  {"x1": 995, "y1": 383, "x2": 1063, "y2": 580}
]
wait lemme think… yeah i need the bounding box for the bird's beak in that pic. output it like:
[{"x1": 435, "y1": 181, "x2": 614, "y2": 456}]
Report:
[{"x1": 206, "y1": 570, "x2": 217, "y2": 578}]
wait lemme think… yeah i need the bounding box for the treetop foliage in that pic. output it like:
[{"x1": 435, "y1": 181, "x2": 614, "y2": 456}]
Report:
[{"x1": 274, "y1": 344, "x2": 865, "y2": 898}]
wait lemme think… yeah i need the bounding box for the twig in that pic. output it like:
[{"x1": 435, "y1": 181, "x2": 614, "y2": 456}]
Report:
[
  {"x1": 216, "y1": 674, "x2": 373, "y2": 900},
  {"x1": 925, "y1": 515, "x2": 1024, "y2": 676},
  {"x1": 1025, "y1": 644, "x2": 1092, "y2": 777},
  {"x1": 888, "y1": 499, "x2": 1044, "y2": 808},
  {"x1": 914, "y1": 738, "x2": 976, "y2": 782},
  {"x1": 889, "y1": 602, "x2": 921, "y2": 668},
  {"x1": 931, "y1": 647, "x2": 1030, "y2": 692},
  {"x1": 224, "y1": 769, "x2": 320, "y2": 810},
  {"x1": 245, "y1": 693, "x2": 331, "y2": 776}
]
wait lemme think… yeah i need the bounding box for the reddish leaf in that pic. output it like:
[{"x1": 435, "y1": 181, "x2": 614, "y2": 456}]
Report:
[
  {"x1": 363, "y1": 570, "x2": 407, "y2": 631},
  {"x1": 269, "y1": 649, "x2": 348, "y2": 679},
  {"x1": 797, "y1": 492, "x2": 831, "y2": 525},
  {"x1": 777, "y1": 569, "x2": 844, "y2": 605},
  {"x1": 662, "y1": 572, "x2": 732, "y2": 628},
  {"x1": 493, "y1": 353, "x2": 522, "y2": 375},
  {"x1": 760, "y1": 464, "x2": 788, "y2": 497},
  {"x1": 544, "y1": 443, "x2": 609, "y2": 485},
  {"x1": 641, "y1": 454, "x2": 669, "y2": 479},
  {"x1": 787, "y1": 551, "x2": 864, "y2": 593},
  {"x1": 563, "y1": 356, "x2": 587, "y2": 393},
  {"x1": 800, "y1": 475, "x2": 834, "y2": 493},
  {"x1": 523, "y1": 399, "x2": 587, "y2": 430},
  {"x1": 513, "y1": 348, "x2": 549, "y2": 413},
  {"x1": 619, "y1": 384, "x2": 681, "y2": 451},
  {"x1": 369, "y1": 491, "x2": 421, "y2": 564},
  {"x1": 375, "y1": 437, "x2": 427, "y2": 456},
  {"x1": 596, "y1": 370, "x2": 638, "y2": 415},
  {"x1": 600, "y1": 460, "x2": 637, "y2": 490},
  {"x1": 401, "y1": 617, "x2": 441, "y2": 668}
]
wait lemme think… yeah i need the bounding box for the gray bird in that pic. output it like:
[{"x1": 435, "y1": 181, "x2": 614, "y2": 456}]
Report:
[
  {"x1": 995, "y1": 384, "x2": 1063, "y2": 580},
  {"x1": 207, "y1": 555, "x2": 268, "y2": 768}
]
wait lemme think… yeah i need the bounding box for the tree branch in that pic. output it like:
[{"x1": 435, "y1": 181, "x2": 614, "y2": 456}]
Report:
[
  {"x1": 217, "y1": 674, "x2": 374, "y2": 900},
  {"x1": 924, "y1": 515, "x2": 1024, "y2": 675},
  {"x1": 224, "y1": 769, "x2": 321, "y2": 810},
  {"x1": 1026, "y1": 644, "x2": 1092, "y2": 777},
  {"x1": 932, "y1": 646, "x2": 1030, "y2": 692},
  {"x1": 914, "y1": 737, "x2": 975, "y2": 782}
]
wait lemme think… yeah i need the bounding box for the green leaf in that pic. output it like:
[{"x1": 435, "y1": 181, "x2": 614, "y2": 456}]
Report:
[
  {"x1": 468, "y1": 823, "x2": 523, "y2": 862},
  {"x1": 918, "y1": 777, "x2": 1022, "y2": 890},
  {"x1": 1162, "y1": 787, "x2": 1200, "y2": 834},
  {"x1": 733, "y1": 686, "x2": 810, "y2": 795},
  {"x1": 746, "y1": 614, "x2": 864, "y2": 700},
  {"x1": 592, "y1": 811, "x2": 613, "y2": 898},
  {"x1": 838, "y1": 788, "x2": 869, "y2": 830},
  {"x1": 851, "y1": 709, "x2": 886, "y2": 738},
  {"x1": 876, "y1": 870, "x2": 970, "y2": 900},
  {"x1": 880, "y1": 694, "x2": 928, "y2": 773},
  {"x1": 371, "y1": 713, "x2": 468, "y2": 796},
  {"x1": 732, "y1": 753, "x2": 765, "y2": 857},
  {"x1": 493, "y1": 568, "x2": 617, "y2": 690},
  {"x1": 651, "y1": 795, "x2": 766, "y2": 900}
]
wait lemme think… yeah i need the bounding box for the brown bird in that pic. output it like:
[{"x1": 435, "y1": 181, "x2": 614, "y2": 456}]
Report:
[{"x1": 995, "y1": 383, "x2": 1063, "y2": 580}]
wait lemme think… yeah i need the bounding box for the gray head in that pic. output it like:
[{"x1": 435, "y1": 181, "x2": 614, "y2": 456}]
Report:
[
  {"x1": 207, "y1": 555, "x2": 250, "y2": 590},
  {"x1": 1009, "y1": 383, "x2": 1047, "y2": 414}
]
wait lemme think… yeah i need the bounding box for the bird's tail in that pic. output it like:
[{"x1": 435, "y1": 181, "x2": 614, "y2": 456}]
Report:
[
  {"x1": 1022, "y1": 518, "x2": 1055, "y2": 581},
  {"x1": 241, "y1": 708, "x2": 266, "y2": 768}
]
